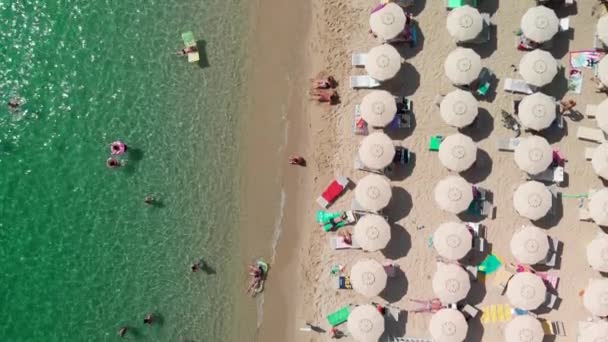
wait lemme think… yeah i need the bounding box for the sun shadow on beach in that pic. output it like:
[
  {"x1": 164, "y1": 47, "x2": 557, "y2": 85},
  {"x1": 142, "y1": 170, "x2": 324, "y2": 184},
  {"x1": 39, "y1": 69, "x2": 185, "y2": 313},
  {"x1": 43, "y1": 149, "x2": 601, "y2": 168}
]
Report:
[
  {"x1": 386, "y1": 118, "x2": 416, "y2": 141},
  {"x1": 196, "y1": 40, "x2": 210, "y2": 69},
  {"x1": 384, "y1": 187, "x2": 412, "y2": 222},
  {"x1": 466, "y1": 318, "x2": 485, "y2": 342},
  {"x1": 396, "y1": 22, "x2": 424, "y2": 59},
  {"x1": 128, "y1": 147, "x2": 144, "y2": 161},
  {"x1": 383, "y1": 63, "x2": 420, "y2": 96},
  {"x1": 409, "y1": 0, "x2": 426, "y2": 16},
  {"x1": 549, "y1": 33, "x2": 572, "y2": 60},
  {"x1": 467, "y1": 26, "x2": 498, "y2": 59},
  {"x1": 460, "y1": 149, "x2": 493, "y2": 183},
  {"x1": 532, "y1": 195, "x2": 564, "y2": 229},
  {"x1": 543, "y1": 73, "x2": 570, "y2": 104},
  {"x1": 381, "y1": 310, "x2": 407, "y2": 341},
  {"x1": 478, "y1": 0, "x2": 498, "y2": 14},
  {"x1": 380, "y1": 267, "x2": 408, "y2": 303},
  {"x1": 467, "y1": 277, "x2": 488, "y2": 306},
  {"x1": 382, "y1": 223, "x2": 411, "y2": 260},
  {"x1": 459, "y1": 108, "x2": 494, "y2": 142},
  {"x1": 385, "y1": 152, "x2": 415, "y2": 181}
]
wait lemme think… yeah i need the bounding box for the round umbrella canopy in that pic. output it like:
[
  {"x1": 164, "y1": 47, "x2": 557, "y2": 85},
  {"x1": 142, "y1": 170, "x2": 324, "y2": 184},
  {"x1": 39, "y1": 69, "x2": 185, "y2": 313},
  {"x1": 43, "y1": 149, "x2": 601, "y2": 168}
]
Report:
[
  {"x1": 429, "y1": 309, "x2": 468, "y2": 342},
  {"x1": 434, "y1": 176, "x2": 473, "y2": 214},
  {"x1": 355, "y1": 174, "x2": 392, "y2": 212},
  {"x1": 589, "y1": 189, "x2": 608, "y2": 226},
  {"x1": 521, "y1": 6, "x2": 559, "y2": 43},
  {"x1": 369, "y1": 3, "x2": 407, "y2": 41},
  {"x1": 595, "y1": 99, "x2": 608, "y2": 134},
  {"x1": 505, "y1": 315, "x2": 544, "y2": 342},
  {"x1": 583, "y1": 278, "x2": 608, "y2": 317},
  {"x1": 510, "y1": 226, "x2": 550, "y2": 265},
  {"x1": 444, "y1": 48, "x2": 482, "y2": 86},
  {"x1": 506, "y1": 272, "x2": 547, "y2": 310},
  {"x1": 353, "y1": 214, "x2": 391, "y2": 252},
  {"x1": 599, "y1": 16, "x2": 608, "y2": 46},
  {"x1": 514, "y1": 136, "x2": 553, "y2": 175},
  {"x1": 347, "y1": 304, "x2": 385, "y2": 342},
  {"x1": 438, "y1": 134, "x2": 477, "y2": 172},
  {"x1": 519, "y1": 50, "x2": 558, "y2": 87},
  {"x1": 592, "y1": 143, "x2": 608, "y2": 179},
  {"x1": 598, "y1": 56, "x2": 608, "y2": 88},
  {"x1": 359, "y1": 132, "x2": 396, "y2": 170},
  {"x1": 518, "y1": 93, "x2": 556, "y2": 131},
  {"x1": 433, "y1": 222, "x2": 473, "y2": 260},
  {"x1": 350, "y1": 259, "x2": 388, "y2": 298},
  {"x1": 513, "y1": 181, "x2": 552, "y2": 220},
  {"x1": 440, "y1": 90, "x2": 478, "y2": 128},
  {"x1": 587, "y1": 235, "x2": 608, "y2": 272},
  {"x1": 365, "y1": 44, "x2": 402, "y2": 81},
  {"x1": 432, "y1": 263, "x2": 471, "y2": 303},
  {"x1": 446, "y1": 5, "x2": 483, "y2": 42},
  {"x1": 579, "y1": 321, "x2": 608, "y2": 342},
  {"x1": 361, "y1": 90, "x2": 397, "y2": 127}
]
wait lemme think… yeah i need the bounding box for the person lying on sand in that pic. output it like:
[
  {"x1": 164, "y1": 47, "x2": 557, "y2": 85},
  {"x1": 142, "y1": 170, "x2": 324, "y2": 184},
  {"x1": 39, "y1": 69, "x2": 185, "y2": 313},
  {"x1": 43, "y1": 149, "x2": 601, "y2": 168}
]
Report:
[
  {"x1": 311, "y1": 76, "x2": 336, "y2": 89},
  {"x1": 407, "y1": 298, "x2": 444, "y2": 313},
  {"x1": 559, "y1": 99, "x2": 576, "y2": 114},
  {"x1": 288, "y1": 155, "x2": 306, "y2": 166},
  {"x1": 309, "y1": 89, "x2": 339, "y2": 104},
  {"x1": 338, "y1": 228, "x2": 352, "y2": 245}
]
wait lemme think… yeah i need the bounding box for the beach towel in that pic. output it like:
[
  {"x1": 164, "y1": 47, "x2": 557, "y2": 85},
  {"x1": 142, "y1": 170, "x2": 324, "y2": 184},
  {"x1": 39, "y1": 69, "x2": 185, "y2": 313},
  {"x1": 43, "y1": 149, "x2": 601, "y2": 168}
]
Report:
[
  {"x1": 327, "y1": 305, "x2": 351, "y2": 327},
  {"x1": 480, "y1": 304, "x2": 512, "y2": 323},
  {"x1": 478, "y1": 254, "x2": 502, "y2": 274},
  {"x1": 570, "y1": 50, "x2": 603, "y2": 69},
  {"x1": 317, "y1": 177, "x2": 349, "y2": 208},
  {"x1": 337, "y1": 276, "x2": 353, "y2": 289},
  {"x1": 567, "y1": 69, "x2": 583, "y2": 94},
  {"x1": 537, "y1": 272, "x2": 559, "y2": 290},
  {"x1": 317, "y1": 211, "x2": 352, "y2": 231}
]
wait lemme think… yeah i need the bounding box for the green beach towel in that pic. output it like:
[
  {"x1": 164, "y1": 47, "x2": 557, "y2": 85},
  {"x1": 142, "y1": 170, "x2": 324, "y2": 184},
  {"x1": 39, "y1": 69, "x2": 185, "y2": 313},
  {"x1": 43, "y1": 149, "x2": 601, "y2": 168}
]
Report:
[
  {"x1": 327, "y1": 305, "x2": 351, "y2": 327},
  {"x1": 478, "y1": 254, "x2": 502, "y2": 275},
  {"x1": 181, "y1": 31, "x2": 196, "y2": 47},
  {"x1": 316, "y1": 210, "x2": 346, "y2": 232},
  {"x1": 429, "y1": 135, "x2": 443, "y2": 151}
]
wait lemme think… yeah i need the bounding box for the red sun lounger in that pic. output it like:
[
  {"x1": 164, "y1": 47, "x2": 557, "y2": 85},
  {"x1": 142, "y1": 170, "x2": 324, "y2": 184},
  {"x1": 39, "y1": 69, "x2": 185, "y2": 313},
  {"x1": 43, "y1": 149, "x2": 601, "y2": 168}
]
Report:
[{"x1": 316, "y1": 176, "x2": 350, "y2": 208}]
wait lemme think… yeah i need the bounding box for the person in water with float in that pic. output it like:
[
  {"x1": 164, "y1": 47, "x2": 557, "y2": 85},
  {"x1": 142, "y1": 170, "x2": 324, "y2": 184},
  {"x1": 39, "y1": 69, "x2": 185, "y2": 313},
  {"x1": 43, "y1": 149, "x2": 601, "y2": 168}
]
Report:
[{"x1": 110, "y1": 141, "x2": 128, "y2": 155}]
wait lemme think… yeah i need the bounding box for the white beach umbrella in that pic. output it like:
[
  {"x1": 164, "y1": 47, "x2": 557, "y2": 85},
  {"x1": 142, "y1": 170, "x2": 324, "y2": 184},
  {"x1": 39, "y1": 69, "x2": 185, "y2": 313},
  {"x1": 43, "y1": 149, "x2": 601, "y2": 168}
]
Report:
[
  {"x1": 433, "y1": 222, "x2": 473, "y2": 260},
  {"x1": 595, "y1": 99, "x2": 608, "y2": 134},
  {"x1": 432, "y1": 263, "x2": 471, "y2": 303},
  {"x1": 518, "y1": 93, "x2": 556, "y2": 131},
  {"x1": 444, "y1": 48, "x2": 482, "y2": 86},
  {"x1": 519, "y1": 50, "x2": 558, "y2": 87},
  {"x1": 361, "y1": 90, "x2": 397, "y2": 127},
  {"x1": 505, "y1": 315, "x2": 544, "y2": 342},
  {"x1": 446, "y1": 5, "x2": 483, "y2": 42},
  {"x1": 598, "y1": 56, "x2": 608, "y2": 88},
  {"x1": 438, "y1": 134, "x2": 477, "y2": 172},
  {"x1": 587, "y1": 234, "x2": 608, "y2": 272},
  {"x1": 589, "y1": 189, "x2": 608, "y2": 226},
  {"x1": 369, "y1": 3, "x2": 407, "y2": 41},
  {"x1": 510, "y1": 226, "x2": 550, "y2": 265},
  {"x1": 506, "y1": 272, "x2": 547, "y2": 310},
  {"x1": 365, "y1": 44, "x2": 402, "y2": 81},
  {"x1": 579, "y1": 321, "x2": 608, "y2": 342},
  {"x1": 592, "y1": 143, "x2": 608, "y2": 179},
  {"x1": 440, "y1": 90, "x2": 479, "y2": 128},
  {"x1": 353, "y1": 214, "x2": 391, "y2": 252},
  {"x1": 584, "y1": 278, "x2": 608, "y2": 317},
  {"x1": 347, "y1": 304, "x2": 385, "y2": 342},
  {"x1": 355, "y1": 174, "x2": 392, "y2": 212},
  {"x1": 359, "y1": 132, "x2": 396, "y2": 170},
  {"x1": 599, "y1": 16, "x2": 608, "y2": 46},
  {"x1": 513, "y1": 136, "x2": 553, "y2": 175},
  {"x1": 513, "y1": 181, "x2": 552, "y2": 220},
  {"x1": 521, "y1": 6, "x2": 559, "y2": 43},
  {"x1": 429, "y1": 309, "x2": 468, "y2": 342},
  {"x1": 434, "y1": 176, "x2": 473, "y2": 214},
  {"x1": 350, "y1": 259, "x2": 388, "y2": 298}
]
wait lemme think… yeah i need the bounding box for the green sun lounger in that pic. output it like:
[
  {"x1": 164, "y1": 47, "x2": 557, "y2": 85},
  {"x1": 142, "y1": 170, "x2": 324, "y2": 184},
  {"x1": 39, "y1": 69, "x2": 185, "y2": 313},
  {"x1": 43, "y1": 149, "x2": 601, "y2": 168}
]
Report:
[
  {"x1": 316, "y1": 210, "x2": 356, "y2": 232},
  {"x1": 446, "y1": 0, "x2": 478, "y2": 9},
  {"x1": 327, "y1": 305, "x2": 351, "y2": 327},
  {"x1": 478, "y1": 254, "x2": 502, "y2": 275},
  {"x1": 429, "y1": 135, "x2": 443, "y2": 151}
]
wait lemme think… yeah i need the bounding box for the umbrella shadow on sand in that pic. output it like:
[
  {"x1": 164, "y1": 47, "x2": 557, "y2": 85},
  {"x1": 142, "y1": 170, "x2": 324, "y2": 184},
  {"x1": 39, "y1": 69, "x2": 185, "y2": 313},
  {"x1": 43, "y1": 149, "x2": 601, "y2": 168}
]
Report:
[
  {"x1": 532, "y1": 195, "x2": 564, "y2": 229},
  {"x1": 466, "y1": 319, "x2": 485, "y2": 342},
  {"x1": 384, "y1": 187, "x2": 412, "y2": 222},
  {"x1": 196, "y1": 40, "x2": 210, "y2": 69},
  {"x1": 382, "y1": 63, "x2": 420, "y2": 97},
  {"x1": 460, "y1": 148, "x2": 493, "y2": 184},
  {"x1": 459, "y1": 108, "x2": 494, "y2": 142},
  {"x1": 380, "y1": 267, "x2": 408, "y2": 303},
  {"x1": 382, "y1": 223, "x2": 411, "y2": 260},
  {"x1": 478, "y1": 0, "x2": 498, "y2": 14}
]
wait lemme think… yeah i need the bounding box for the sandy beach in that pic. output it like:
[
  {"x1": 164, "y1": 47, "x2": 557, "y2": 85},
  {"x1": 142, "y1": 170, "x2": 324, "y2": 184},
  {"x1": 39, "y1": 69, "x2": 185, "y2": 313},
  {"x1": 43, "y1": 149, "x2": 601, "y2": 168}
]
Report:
[{"x1": 254, "y1": 0, "x2": 608, "y2": 341}]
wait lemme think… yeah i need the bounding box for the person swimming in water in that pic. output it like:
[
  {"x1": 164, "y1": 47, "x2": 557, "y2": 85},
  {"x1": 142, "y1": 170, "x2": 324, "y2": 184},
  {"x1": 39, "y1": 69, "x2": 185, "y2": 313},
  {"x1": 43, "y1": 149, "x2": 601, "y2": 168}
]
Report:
[
  {"x1": 8, "y1": 97, "x2": 21, "y2": 111},
  {"x1": 143, "y1": 313, "x2": 154, "y2": 325},
  {"x1": 110, "y1": 141, "x2": 127, "y2": 155},
  {"x1": 107, "y1": 157, "x2": 121, "y2": 168},
  {"x1": 118, "y1": 326, "x2": 128, "y2": 337}
]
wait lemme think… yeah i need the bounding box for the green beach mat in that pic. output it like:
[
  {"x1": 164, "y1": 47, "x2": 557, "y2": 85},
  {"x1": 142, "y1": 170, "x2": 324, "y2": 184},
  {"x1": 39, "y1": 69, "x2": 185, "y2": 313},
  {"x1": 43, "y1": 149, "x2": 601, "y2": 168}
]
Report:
[
  {"x1": 327, "y1": 305, "x2": 351, "y2": 327},
  {"x1": 478, "y1": 254, "x2": 502, "y2": 275},
  {"x1": 316, "y1": 210, "x2": 346, "y2": 232},
  {"x1": 429, "y1": 135, "x2": 443, "y2": 151},
  {"x1": 182, "y1": 31, "x2": 196, "y2": 47}
]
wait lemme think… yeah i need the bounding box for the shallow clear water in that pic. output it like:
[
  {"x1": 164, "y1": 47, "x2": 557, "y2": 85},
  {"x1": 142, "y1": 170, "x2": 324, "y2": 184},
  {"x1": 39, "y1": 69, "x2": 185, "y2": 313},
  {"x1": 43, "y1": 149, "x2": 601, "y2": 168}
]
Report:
[{"x1": 0, "y1": 1, "x2": 251, "y2": 340}]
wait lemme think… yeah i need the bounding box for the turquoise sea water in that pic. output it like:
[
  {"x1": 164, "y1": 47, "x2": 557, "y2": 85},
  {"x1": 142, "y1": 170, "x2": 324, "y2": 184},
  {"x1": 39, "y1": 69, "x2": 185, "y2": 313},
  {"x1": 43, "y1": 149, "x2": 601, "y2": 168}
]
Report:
[{"x1": 0, "y1": 1, "x2": 253, "y2": 340}]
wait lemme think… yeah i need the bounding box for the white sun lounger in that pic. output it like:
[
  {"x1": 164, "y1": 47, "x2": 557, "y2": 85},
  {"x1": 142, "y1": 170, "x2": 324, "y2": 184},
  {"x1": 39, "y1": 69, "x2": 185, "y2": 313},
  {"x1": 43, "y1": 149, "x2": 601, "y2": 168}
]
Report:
[
  {"x1": 504, "y1": 78, "x2": 534, "y2": 95},
  {"x1": 577, "y1": 126, "x2": 607, "y2": 143},
  {"x1": 354, "y1": 156, "x2": 384, "y2": 174},
  {"x1": 389, "y1": 337, "x2": 433, "y2": 342},
  {"x1": 329, "y1": 235, "x2": 361, "y2": 249},
  {"x1": 586, "y1": 104, "x2": 598, "y2": 119},
  {"x1": 496, "y1": 138, "x2": 520, "y2": 151},
  {"x1": 559, "y1": 18, "x2": 570, "y2": 32},
  {"x1": 352, "y1": 53, "x2": 368, "y2": 67},
  {"x1": 350, "y1": 75, "x2": 381, "y2": 89},
  {"x1": 529, "y1": 166, "x2": 565, "y2": 185},
  {"x1": 585, "y1": 147, "x2": 596, "y2": 160}
]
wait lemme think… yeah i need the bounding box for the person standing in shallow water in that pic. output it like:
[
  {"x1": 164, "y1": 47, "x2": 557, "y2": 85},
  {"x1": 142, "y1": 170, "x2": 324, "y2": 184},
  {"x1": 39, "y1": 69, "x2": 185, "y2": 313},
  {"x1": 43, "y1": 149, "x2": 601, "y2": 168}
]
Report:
[
  {"x1": 118, "y1": 326, "x2": 128, "y2": 337},
  {"x1": 143, "y1": 313, "x2": 154, "y2": 325}
]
